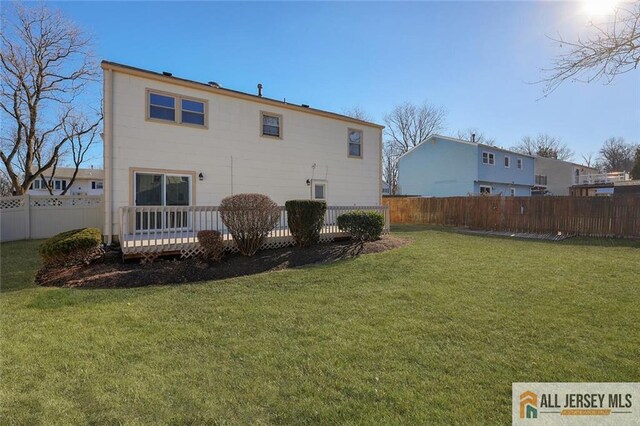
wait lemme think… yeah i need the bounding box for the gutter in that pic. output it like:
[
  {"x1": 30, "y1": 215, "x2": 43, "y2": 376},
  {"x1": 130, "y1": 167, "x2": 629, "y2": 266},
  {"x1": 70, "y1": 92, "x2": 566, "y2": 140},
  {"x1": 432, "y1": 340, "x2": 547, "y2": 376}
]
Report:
[{"x1": 104, "y1": 68, "x2": 114, "y2": 245}]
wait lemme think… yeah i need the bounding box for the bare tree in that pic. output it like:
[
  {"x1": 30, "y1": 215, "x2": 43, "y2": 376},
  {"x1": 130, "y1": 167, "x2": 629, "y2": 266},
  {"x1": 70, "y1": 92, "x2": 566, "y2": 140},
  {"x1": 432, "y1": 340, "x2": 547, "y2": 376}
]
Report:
[
  {"x1": 0, "y1": 3, "x2": 101, "y2": 195},
  {"x1": 598, "y1": 137, "x2": 636, "y2": 172},
  {"x1": 0, "y1": 169, "x2": 14, "y2": 196},
  {"x1": 512, "y1": 134, "x2": 574, "y2": 160},
  {"x1": 541, "y1": 3, "x2": 640, "y2": 95},
  {"x1": 382, "y1": 143, "x2": 399, "y2": 195},
  {"x1": 342, "y1": 106, "x2": 373, "y2": 122},
  {"x1": 456, "y1": 128, "x2": 496, "y2": 146},
  {"x1": 384, "y1": 101, "x2": 446, "y2": 154},
  {"x1": 631, "y1": 146, "x2": 640, "y2": 179},
  {"x1": 581, "y1": 152, "x2": 597, "y2": 168}
]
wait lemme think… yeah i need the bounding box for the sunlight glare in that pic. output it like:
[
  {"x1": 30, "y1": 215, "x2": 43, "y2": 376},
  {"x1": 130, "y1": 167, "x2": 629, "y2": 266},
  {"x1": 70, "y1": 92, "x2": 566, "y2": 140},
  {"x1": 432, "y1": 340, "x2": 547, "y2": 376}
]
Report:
[{"x1": 583, "y1": 0, "x2": 618, "y2": 16}]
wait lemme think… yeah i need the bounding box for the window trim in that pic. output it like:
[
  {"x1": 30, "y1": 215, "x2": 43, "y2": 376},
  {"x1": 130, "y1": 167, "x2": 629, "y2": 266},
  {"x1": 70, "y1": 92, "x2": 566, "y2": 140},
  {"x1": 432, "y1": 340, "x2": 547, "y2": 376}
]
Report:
[
  {"x1": 311, "y1": 179, "x2": 327, "y2": 201},
  {"x1": 517, "y1": 158, "x2": 523, "y2": 169},
  {"x1": 504, "y1": 155, "x2": 510, "y2": 168},
  {"x1": 145, "y1": 88, "x2": 208, "y2": 129},
  {"x1": 510, "y1": 187, "x2": 516, "y2": 196},
  {"x1": 482, "y1": 151, "x2": 495, "y2": 165},
  {"x1": 260, "y1": 111, "x2": 283, "y2": 139},
  {"x1": 479, "y1": 185, "x2": 492, "y2": 195},
  {"x1": 347, "y1": 128, "x2": 363, "y2": 159}
]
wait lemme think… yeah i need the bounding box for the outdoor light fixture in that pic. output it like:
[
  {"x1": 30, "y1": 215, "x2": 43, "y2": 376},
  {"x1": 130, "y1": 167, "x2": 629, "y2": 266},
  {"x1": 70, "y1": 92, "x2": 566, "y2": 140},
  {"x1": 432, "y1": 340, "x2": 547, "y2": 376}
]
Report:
[
  {"x1": 306, "y1": 179, "x2": 311, "y2": 186},
  {"x1": 199, "y1": 172, "x2": 204, "y2": 181}
]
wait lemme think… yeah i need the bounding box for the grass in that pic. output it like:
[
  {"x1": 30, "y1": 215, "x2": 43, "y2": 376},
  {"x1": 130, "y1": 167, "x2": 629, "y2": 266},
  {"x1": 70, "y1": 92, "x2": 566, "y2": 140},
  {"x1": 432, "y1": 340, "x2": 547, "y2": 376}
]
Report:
[{"x1": 1, "y1": 226, "x2": 638, "y2": 424}]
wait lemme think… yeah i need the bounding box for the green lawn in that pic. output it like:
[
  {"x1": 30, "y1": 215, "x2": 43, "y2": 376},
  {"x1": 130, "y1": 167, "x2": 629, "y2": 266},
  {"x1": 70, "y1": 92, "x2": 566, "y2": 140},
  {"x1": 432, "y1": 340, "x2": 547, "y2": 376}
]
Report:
[{"x1": 1, "y1": 226, "x2": 639, "y2": 424}]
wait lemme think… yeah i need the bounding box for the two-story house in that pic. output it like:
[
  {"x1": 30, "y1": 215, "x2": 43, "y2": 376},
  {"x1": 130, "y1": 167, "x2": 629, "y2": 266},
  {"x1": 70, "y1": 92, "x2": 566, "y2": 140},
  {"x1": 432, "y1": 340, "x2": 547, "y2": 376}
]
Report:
[
  {"x1": 396, "y1": 135, "x2": 534, "y2": 196},
  {"x1": 101, "y1": 61, "x2": 383, "y2": 243},
  {"x1": 28, "y1": 167, "x2": 104, "y2": 196}
]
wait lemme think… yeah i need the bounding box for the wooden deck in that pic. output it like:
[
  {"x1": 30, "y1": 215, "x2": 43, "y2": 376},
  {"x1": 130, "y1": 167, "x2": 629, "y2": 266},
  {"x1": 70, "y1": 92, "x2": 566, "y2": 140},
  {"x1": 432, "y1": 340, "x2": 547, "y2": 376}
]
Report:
[{"x1": 119, "y1": 205, "x2": 389, "y2": 260}]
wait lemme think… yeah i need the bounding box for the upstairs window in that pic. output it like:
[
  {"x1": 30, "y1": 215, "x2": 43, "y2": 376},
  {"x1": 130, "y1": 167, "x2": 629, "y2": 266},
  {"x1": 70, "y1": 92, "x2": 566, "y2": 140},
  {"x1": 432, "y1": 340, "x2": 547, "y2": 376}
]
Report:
[
  {"x1": 517, "y1": 158, "x2": 523, "y2": 169},
  {"x1": 504, "y1": 156, "x2": 510, "y2": 168},
  {"x1": 261, "y1": 112, "x2": 282, "y2": 138},
  {"x1": 482, "y1": 152, "x2": 495, "y2": 165},
  {"x1": 181, "y1": 99, "x2": 205, "y2": 126},
  {"x1": 149, "y1": 92, "x2": 176, "y2": 122},
  {"x1": 147, "y1": 90, "x2": 207, "y2": 127},
  {"x1": 54, "y1": 179, "x2": 67, "y2": 190},
  {"x1": 348, "y1": 129, "x2": 363, "y2": 158}
]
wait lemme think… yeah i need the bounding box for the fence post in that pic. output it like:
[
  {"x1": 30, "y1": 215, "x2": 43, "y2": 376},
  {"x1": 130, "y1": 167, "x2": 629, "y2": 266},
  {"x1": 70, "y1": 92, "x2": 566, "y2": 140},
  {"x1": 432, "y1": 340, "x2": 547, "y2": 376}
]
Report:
[{"x1": 24, "y1": 194, "x2": 31, "y2": 240}]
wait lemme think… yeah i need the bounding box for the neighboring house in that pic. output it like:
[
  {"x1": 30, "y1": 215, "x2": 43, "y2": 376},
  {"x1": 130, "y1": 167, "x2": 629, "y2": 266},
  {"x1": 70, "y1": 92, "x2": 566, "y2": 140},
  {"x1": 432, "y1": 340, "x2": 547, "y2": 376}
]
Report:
[
  {"x1": 570, "y1": 171, "x2": 632, "y2": 196},
  {"x1": 396, "y1": 135, "x2": 534, "y2": 197},
  {"x1": 101, "y1": 61, "x2": 383, "y2": 242},
  {"x1": 532, "y1": 157, "x2": 597, "y2": 196},
  {"x1": 28, "y1": 167, "x2": 104, "y2": 196}
]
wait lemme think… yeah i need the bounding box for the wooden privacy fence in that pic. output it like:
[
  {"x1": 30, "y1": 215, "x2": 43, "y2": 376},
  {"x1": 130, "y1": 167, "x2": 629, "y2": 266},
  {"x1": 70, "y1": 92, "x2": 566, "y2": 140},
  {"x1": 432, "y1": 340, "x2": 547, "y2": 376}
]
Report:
[
  {"x1": 0, "y1": 195, "x2": 104, "y2": 242},
  {"x1": 383, "y1": 196, "x2": 640, "y2": 238}
]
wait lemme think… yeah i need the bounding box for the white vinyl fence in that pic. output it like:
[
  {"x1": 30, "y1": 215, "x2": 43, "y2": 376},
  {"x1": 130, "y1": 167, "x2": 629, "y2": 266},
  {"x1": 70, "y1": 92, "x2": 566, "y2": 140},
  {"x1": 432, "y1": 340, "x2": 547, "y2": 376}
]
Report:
[{"x1": 0, "y1": 195, "x2": 103, "y2": 242}]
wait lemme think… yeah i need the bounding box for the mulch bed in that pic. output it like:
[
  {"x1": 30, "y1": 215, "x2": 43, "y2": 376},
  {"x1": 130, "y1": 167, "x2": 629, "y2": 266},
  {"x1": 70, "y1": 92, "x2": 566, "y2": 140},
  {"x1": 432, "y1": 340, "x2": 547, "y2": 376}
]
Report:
[{"x1": 35, "y1": 235, "x2": 409, "y2": 289}]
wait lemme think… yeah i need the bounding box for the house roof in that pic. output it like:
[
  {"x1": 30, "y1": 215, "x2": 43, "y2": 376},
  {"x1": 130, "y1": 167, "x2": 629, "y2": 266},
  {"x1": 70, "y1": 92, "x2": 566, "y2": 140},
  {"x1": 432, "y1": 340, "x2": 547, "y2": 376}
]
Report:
[
  {"x1": 44, "y1": 167, "x2": 104, "y2": 180},
  {"x1": 533, "y1": 155, "x2": 597, "y2": 171},
  {"x1": 101, "y1": 60, "x2": 384, "y2": 130},
  {"x1": 396, "y1": 134, "x2": 535, "y2": 163}
]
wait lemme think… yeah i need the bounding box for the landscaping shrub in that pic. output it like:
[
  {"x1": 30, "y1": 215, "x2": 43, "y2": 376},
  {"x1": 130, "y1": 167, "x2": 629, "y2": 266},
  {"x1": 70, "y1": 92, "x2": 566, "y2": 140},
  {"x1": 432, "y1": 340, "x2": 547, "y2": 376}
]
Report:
[
  {"x1": 219, "y1": 193, "x2": 281, "y2": 256},
  {"x1": 337, "y1": 211, "x2": 385, "y2": 241},
  {"x1": 39, "y1": 227, "x2": 103, "y2": 266},
  {"x1": 285, "y1": 200, "x2": 327, "y2": 247},
  {"x1": 197, "y1": 230, "x2": 224, "y2": 262}
]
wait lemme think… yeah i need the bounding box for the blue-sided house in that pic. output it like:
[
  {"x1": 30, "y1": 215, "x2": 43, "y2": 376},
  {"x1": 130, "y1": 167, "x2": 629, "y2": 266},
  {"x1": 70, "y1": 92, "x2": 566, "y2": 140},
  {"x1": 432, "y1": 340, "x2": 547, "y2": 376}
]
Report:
[{"x1": 396, "y1": 135, "x2": 534, "y2": 196}]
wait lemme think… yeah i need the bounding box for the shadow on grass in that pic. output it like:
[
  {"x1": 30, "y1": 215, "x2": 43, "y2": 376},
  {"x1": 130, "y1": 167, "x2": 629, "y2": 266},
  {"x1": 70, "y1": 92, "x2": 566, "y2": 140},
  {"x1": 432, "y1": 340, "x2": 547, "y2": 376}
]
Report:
[{"x1": 391, "y1": 224, "x2": 640, "y2": 248}]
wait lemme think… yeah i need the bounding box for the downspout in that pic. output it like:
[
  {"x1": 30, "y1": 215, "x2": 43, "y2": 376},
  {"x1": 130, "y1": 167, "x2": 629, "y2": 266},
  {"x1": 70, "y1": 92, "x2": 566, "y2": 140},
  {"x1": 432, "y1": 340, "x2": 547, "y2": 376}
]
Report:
[{"x1": 104, "y1": 67, "x2": 114, "y2": 245}]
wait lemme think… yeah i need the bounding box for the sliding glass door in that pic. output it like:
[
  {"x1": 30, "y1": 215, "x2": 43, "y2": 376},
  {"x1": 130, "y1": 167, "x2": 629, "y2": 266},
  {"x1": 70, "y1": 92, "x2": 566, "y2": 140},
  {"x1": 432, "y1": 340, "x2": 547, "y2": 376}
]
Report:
[{"x1": 134, "y1": 172, "x2": 191, "y2": 231}]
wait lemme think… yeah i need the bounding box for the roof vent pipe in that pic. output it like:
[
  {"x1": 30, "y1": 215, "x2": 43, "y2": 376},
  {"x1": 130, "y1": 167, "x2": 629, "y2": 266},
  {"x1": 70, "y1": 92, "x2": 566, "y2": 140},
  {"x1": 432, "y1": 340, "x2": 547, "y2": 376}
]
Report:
[
  {"x1": 257, "y1": 83, "x2": 263, "y2": 97},
  {"x1": 471, "y1": 133, "x2": 476, "y2": 143}
]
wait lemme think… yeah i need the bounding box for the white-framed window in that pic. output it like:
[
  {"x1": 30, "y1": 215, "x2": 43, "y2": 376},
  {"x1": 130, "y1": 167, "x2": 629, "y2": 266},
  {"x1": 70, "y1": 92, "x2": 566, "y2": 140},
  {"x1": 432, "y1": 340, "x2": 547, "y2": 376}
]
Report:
[
  {"x1": 311, "y1": 180, "x2": 327, "y2": 200},
  {"x1": 91, "y1": 181, "x2": 104, "y2": 190},
  {"x1": 517, "y1": 158, "x2": 523, "y2": 169},
  {"x1": 54, "y1": 179, "x2": 67, "y2": 191},
  {"x1": 479, "y1": 185, "x2": 492, "y2": 195},
  {"x1": 96, "y1": 181, "x2": 104, "y2": 190},
  {"x1": 510, "y1": 187, "x2": 516, "y2": 196},
  {"x1": 181, "y1": 98, "x2": 205, "y2": 126},
  {"x1": 348, "y1": 129, "x2": 363, "y2": 158},
  {"x1": 30, "y1": 179, "x2": 43, "y2": 190},
  {"x1": 482, "y1": 152, "x2": 495, "y2": 165},
  {"x1": 261, "y1": 112, "x2": 282, "y2": 138},
  {"x1": 147, "y1": 90, "x2": 207, "y2": 127},
  {"x1": 504, "y1": 156, "x2": 510, "y2": 168}
]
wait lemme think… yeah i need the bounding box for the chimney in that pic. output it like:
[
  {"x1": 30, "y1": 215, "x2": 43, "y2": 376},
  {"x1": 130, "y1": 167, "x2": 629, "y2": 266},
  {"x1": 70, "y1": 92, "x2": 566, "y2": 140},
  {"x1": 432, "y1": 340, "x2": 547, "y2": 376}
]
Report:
[
  {"x1": 471, "y1": 133, "x2": 476, "y2": 143},
  {"x1": 257, "y1": 83, "x2": 263, "y2": 97}
]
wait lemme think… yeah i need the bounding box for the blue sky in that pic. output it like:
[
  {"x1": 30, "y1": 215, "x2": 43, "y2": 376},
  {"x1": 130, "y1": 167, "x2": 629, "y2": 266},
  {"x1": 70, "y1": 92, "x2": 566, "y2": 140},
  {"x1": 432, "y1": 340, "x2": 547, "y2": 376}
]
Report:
[{"x1": 49, "y1": 1, "x2": 638, "y2": 164}]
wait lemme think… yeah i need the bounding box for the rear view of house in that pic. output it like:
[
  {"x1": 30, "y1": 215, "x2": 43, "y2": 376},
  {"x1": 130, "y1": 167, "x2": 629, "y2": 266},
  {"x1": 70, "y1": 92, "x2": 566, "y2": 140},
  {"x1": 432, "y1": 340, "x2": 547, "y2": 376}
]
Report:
[
  {"x1": 101, "y1": 61, "x2": 384, "y2": 244},
  {"x1": 396, "y1": 135, "x2": 534, "y2": 196}
]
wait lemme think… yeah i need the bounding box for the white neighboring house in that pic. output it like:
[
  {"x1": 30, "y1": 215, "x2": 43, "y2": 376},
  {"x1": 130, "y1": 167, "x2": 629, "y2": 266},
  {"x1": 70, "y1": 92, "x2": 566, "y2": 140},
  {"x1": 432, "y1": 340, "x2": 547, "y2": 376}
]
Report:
[
  {"x1": 532, "y1": 157, "x2": 597, "y2": 196},
  {"x1": 28, "y1": 167, "x2": 104, "y2": 196},
  {"x1": 102, "y1": 61, "x2": 384, "y2": 242}
]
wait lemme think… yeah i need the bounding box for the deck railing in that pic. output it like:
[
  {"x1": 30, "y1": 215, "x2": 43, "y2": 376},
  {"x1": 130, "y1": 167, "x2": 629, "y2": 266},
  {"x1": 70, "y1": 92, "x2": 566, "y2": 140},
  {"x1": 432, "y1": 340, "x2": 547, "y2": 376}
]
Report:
[
  {"x1": 575, "y1": 172, "x2": 629, "y2": 185},
  {"x1": 119, "y1": 205, "x2": 390, "y2": 256}
]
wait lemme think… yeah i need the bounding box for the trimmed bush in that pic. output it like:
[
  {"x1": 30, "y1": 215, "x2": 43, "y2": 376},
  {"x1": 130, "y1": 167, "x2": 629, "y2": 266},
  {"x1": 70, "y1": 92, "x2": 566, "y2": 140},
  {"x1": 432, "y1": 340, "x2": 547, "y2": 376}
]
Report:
[
  {"x1": 285, "y1": 200, "x2": 327, "y2": 247},
  {"x1": 219, "y1": 193, "x2": 281, "y2": 256},
  {"x1": 337, "y1": 211, "x2": 385, "y2": 241},
  {"x1": 39, "y1": 228, "x2": 103, "y2": 266},
  {"x1": 197, "y1": 230, "x2": 224, "y2": 262}
]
